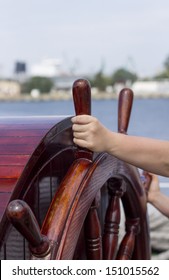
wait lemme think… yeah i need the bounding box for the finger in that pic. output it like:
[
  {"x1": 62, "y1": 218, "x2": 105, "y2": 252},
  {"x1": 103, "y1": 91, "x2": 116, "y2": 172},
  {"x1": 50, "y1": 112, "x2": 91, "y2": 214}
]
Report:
[
  {"x1": 150, "y1": 173, "x2": 159, "y2": 183},
  {"x1": 73, "y1": 137, "x2": 88, "y2": 148},
  {"x1": 73, "y1": 131, "x2": 87, "y2": 138},
  {"x1": 142, "y1": 171, "x2": 152, "y2": 191},
  {"x1": 71, "y1": 115, "x2": 93, "y2": 124},
  {"x1": 72, "y1": 123, "x2": 89, "y2": 132}
]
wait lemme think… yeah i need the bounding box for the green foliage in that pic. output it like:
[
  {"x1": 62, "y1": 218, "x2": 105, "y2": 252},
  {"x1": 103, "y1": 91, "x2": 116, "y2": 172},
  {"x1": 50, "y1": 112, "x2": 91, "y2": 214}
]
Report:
[
  {"x1": 164, "y1": 56, "x2": 169, "y2": 71},
  {"x1": 90, "y1": 68, "x2": 137, "y2": 91},
  {"x1": 154, "y1": 71, "x2": 169, "y2": 80},
  {"x1": 153, "y1": 55, "x2": 169, "y2": 80},
  {"x1": 111, "y1": 68, "x2": 137, "y2": 85},
  {"x1": 21, "y1": 76, "x2": 54, "y2": 94},
  {"x1": 90, "y1": 70, "x2": 111, "y2": 91}
]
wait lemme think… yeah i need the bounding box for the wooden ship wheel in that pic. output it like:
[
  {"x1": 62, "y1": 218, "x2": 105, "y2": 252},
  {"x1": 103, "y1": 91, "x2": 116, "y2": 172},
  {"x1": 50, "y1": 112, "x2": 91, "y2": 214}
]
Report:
[{"x1": 0, "y1": 79, "x2": 151, "y2": 260}]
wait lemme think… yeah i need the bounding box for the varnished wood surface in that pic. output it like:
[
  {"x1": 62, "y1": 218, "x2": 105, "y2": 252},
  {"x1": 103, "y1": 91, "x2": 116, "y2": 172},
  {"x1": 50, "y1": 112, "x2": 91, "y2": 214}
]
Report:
[
  {"x1": 0, "y1": 115, "x2": 70, "y2": 223},
  {"x1": 7, "y1": 199, "x2": 50, "y2": 256},
  {"x1": 118, "y1": 88, "x2": 133, "y2": 134},
  {"x1": 72, "y1": 79, "x2": 91, "y2": 115},
  {"x1": 53, "y1": 153, "x2": 150, "y2": 260}
]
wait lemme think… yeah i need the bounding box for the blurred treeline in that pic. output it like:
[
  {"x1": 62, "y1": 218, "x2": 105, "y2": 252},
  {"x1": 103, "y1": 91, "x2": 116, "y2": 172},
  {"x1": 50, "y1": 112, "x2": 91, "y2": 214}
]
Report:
[{"x1": 21, "y1": 55, "x2": 169, "y2": 94}]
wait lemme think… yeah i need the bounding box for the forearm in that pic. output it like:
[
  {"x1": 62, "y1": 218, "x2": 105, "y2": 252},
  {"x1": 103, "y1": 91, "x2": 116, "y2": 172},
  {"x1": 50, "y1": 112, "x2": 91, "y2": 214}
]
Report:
[
  {"x1": 148, "y1": 192, "x2": 169, "y2": 218},
  {"x1": 107, "y1": 132, "x2": 169, "y2": 177},
  {"x1": 71, "y1": 115, "x2": 169, "y2": 177}
]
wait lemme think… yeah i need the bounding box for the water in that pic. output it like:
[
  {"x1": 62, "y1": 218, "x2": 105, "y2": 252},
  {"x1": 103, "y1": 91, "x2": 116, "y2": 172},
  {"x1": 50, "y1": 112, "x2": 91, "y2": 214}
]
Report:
[
  {"x1": 0, "y1": 98, "x2": 169, "y2": 139},
  {"x1": 0, "y1": 98, "x2": 169, "y2": 182}
]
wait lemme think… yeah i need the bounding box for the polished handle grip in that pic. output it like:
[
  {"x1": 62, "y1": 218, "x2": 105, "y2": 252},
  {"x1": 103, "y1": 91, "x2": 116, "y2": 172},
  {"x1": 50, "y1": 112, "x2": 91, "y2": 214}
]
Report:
[
  {"x1": 72, "y1": 79, "x2": 92, "y2": 160},
  {"x1": 6, "y1": 199, "x2": 49, "y2": 256},
  {"x1": 72, "y1": 79, "x2": 91, "y2": 115},
  {"x1": 118, "y1": 88, "x2": 133, "y2": 134}
]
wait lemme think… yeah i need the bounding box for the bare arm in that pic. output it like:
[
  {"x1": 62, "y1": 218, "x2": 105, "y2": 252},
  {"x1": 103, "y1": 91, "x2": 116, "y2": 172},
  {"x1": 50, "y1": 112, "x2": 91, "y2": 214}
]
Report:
[
  {"x1": 71, "y1": 115, "x2": 169, "y2": 177},
  {"x1": 143, "y1": 173, "x2": 169, "y2": 218}
]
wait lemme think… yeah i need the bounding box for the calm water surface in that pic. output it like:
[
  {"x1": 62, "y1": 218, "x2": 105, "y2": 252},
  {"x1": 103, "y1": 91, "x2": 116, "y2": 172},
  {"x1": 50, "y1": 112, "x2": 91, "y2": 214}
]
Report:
[{"x1": 0, "y1": 98, "x2": 168, "y2": 139}]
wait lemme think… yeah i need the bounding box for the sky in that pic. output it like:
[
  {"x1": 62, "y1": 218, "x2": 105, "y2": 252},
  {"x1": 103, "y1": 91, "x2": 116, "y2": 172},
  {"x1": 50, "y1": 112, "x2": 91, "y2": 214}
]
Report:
[{"x1": 1, "y1": 0, "x2": 169, "y2": 78}]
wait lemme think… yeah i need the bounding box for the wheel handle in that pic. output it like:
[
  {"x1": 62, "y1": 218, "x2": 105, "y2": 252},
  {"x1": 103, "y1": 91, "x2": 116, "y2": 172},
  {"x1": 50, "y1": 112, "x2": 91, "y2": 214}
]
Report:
[
  {"x1": 72, "y1": 79, "x2": 92, "y2": 160},
  {"x1": 118, "y1": 88, "x2": 133, "y2": 134},
  {"x1": 6, "y1": 199, "x2": 50, "y2": 256}
]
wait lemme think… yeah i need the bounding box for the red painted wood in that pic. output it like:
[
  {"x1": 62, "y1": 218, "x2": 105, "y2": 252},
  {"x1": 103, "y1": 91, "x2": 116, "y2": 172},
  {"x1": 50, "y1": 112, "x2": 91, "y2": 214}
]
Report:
[
  {"x1": 0, "y1": 193, "x2": 12, "y2": 206},
  {"x1": 0, "y1": 144, "x2": 39, "y2": 155},
  {"x1": 0, "y1": 124, "x2": 53, "y2": 129},
  {"x1": 0, "y1": 193, "x2": 12, "y2": 220},
  {"x1": 0, "y1": 115, "x2": 70, "y2": 230},
  {"x1": 0, "y1": 155, "x2": 30, "y2": 166},
  {"x1": 0, "y1": 129, "x2": 47, "y2": 137},
  {"x1": 0, "y1": 178, "x2": 18, "y2": 192},
  {"x1": 0, "y1": 166, "x2": 25, "y2": 178},
  {"x1": 0, "y1": 137, "x2": 41, "y2": 145},
  {"x1": 0, "y1": 116, "x2": 65, "y2": 124}
]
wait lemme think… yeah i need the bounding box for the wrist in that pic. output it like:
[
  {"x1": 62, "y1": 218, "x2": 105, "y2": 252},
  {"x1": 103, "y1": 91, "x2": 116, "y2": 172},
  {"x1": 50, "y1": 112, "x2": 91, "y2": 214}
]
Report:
[
  {"x1": 148, "y1": 191, "x2": 161, "y2": 205},
  {"x1": 105, "y1": 131, "x2": 119, "y2": 155}
]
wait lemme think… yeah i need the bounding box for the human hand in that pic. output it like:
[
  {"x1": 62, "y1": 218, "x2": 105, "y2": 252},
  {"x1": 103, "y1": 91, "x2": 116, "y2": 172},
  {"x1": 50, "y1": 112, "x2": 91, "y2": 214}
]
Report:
[
  {"x1": 142, "y1": 171, "x2": 160, "y2": 203},
  {"x1": 71, "y1": 115, "x2": 112, "y2": 153}
]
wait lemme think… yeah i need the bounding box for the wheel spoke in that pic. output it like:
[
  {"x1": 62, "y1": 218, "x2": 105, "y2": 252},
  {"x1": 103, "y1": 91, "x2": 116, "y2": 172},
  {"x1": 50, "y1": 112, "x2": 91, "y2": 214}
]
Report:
[
  {"x1": 116, "y1": 217, "x2": 140, "y2": 260},
  {"x1": 84, "y1": 192, "x2": 102, "y2": 259},
  {"x1": 103, "y1": 179, "x2": 124, "y2": 259}
]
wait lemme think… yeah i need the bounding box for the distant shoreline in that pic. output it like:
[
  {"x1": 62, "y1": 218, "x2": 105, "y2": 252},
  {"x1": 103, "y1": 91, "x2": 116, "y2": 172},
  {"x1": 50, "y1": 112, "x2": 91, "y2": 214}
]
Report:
[{"x1": 1, "y1": 91, "x2": 169, "y2": 101}]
